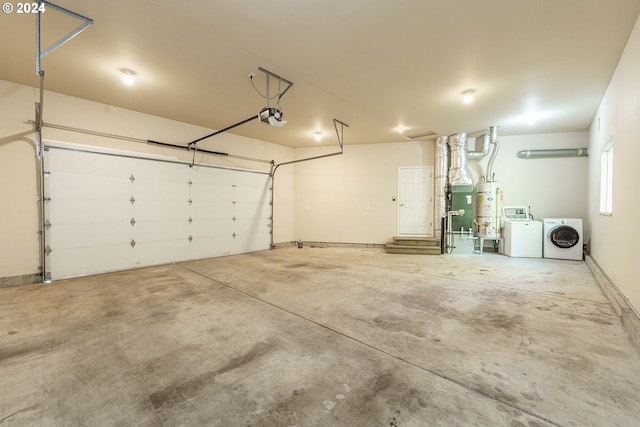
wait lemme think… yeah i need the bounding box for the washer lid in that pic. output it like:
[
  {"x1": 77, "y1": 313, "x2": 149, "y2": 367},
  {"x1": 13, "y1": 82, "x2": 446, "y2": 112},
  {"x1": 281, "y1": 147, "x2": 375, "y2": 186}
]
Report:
[{"x1": 549, "y1": 226, "x2": 579, "y2": 248}]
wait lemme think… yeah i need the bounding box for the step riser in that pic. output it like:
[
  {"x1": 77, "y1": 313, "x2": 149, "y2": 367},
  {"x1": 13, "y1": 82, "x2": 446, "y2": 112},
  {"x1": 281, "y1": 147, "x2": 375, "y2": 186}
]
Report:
[
  {"x1": 394, "y1": 240, "x2": 439, "y2": 247},
  {"x1": 386, "y1": 247, "x2": 441, "y2": 255},
  {"x1": 387, "y1": 237, "x2": 441, "y2": 255}
]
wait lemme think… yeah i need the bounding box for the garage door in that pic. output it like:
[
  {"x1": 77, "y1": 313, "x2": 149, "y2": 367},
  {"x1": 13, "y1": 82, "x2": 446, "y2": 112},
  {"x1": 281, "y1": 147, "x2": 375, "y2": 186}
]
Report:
[{"x1": 43, "y1": 144, "x2": 271, "y2": 280}]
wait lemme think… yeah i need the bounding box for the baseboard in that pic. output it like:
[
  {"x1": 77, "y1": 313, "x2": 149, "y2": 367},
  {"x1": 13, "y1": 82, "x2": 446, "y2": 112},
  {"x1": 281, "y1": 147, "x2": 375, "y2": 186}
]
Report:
[
  {"x1": 586, "y1": 255, "x2": 640, "y2": 352},
  {"x1": 0, "y1": 273, "x2": 42, "y2": 288},
  {"x1": 273, "y1": 241, "x2": 386, "y2": 249}
]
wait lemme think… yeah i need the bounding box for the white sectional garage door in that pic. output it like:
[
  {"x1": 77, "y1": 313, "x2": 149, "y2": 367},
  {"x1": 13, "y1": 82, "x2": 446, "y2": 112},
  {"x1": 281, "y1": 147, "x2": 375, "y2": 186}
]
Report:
[{"x1": 44, "y1": 144, "x2": 271, "y2": 280}]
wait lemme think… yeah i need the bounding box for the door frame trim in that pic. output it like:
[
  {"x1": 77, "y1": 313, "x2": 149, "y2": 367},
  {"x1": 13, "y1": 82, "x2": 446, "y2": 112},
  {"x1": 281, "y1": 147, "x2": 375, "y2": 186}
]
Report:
[{"x1": 397, "y1": 166, "x2": 434, "y2": 237}]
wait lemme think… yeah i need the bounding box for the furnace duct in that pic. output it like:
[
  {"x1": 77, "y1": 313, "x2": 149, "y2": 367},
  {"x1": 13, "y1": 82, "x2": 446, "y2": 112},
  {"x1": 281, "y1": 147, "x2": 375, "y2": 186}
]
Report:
[
  {"x1": 447, "y1": 133, "x2": 473, "y2": 186},
  {"x1": 465, "y1": 133, "x2": 490, "y2": 160},
  {"x1": 436, "y1": 126, "x2": 500, "y2": 254},
  {"x1": 434, "y1": 135, "x2": 449, "y2": 237}
]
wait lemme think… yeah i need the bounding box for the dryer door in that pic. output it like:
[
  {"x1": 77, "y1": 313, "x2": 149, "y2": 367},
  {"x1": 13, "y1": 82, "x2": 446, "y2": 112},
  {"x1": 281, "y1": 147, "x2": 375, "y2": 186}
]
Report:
[{"x1": 549, "y1": 226, "x2": 579, "y2": 249}]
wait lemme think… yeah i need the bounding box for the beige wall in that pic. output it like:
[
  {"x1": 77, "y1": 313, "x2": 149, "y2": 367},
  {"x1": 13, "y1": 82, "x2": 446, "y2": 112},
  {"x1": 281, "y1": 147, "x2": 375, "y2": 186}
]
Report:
[
  {"x1": 292, "y1": 141, "x2": 434, "y2": 244},
  {"x1": 292, "y1": 132, "x2": 589, "y2": 245},
  {"x1": 0, "y1": 80, "x2": 295, "y2": 279},
  {"x1": 588, "y1": 14, "x2": 640, "y2": 312},
  {"x1": 477, "y1": 132, "x2": 589, "y2": 223}
]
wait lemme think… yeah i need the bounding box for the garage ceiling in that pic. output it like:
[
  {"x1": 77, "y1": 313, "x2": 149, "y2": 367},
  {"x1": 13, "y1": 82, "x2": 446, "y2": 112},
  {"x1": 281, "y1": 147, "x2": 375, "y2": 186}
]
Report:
[{"x1": 1, "y1": 0, "x2": 639, "y2": 148}]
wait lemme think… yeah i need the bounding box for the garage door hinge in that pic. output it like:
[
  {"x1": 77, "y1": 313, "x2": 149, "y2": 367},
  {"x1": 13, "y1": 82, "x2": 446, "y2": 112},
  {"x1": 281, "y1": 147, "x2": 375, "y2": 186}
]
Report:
[
  {"x1": 37, "y1": 194, "x2": 52, "y2": 203},
  {"x1": 232, "y1": 232, "x2": 237, "y2": 238},
  {"x1": 44, "y1": 245, "x2": 52, "y2": 256},
  {"x1": 188, "y1": 216, "x2": 193, "y2": 224},
  {"x1": 188, "y1": 179, "x2": 193, "y2": 186},
  {"x1": 130, "y1": 239, "x2": 136, "y2": 248},
  {"x1": 130, "y1": 218, "x2": 136, "y2": 226},
  {"x1": 130, "y1": 196, "x2": 136, "y2": 205},
  {"x1": 44, "y1": 169, "x2": 50, "y2": 177},
  {"x1": 130, "y1": 174, "x2": 135, "y2": 183},
  {"x1": 188, "y1": 198, "x2": 193, "y2": 205},
  {"x1": 232, "y1": 216, "x2": 237, "y2": 222},
  {"x1": 45, "y1": 219, "x2": 52, "y2": 230},
  {"x1": 188, "y1": 235, "x2": 193, "y2": 242}
]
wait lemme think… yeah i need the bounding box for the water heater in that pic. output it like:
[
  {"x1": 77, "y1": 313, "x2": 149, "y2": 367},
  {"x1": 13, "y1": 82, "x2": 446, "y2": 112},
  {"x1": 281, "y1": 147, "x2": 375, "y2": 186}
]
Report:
[{"x1": 476, "y1": 181, "x2": 503, "y2": 238}]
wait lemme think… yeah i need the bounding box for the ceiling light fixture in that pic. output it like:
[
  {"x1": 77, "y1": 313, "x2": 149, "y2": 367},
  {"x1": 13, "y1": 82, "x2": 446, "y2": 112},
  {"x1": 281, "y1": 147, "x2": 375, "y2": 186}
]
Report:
[
  {"x1": 396, "y1": 126, "x2": 405, "y2": 133},
  {"x1": 462, "y1": 89, "x2": 475, "y2": 104},
  {"x1": 314, "y1": 131, "x2": 323, "y2": 142},
  {"x1": 120, "y1": 68, "x2": 136, "y2": 86},
  {"x1": 404, "y1": 130, "x2": 438, "y2": 141}
]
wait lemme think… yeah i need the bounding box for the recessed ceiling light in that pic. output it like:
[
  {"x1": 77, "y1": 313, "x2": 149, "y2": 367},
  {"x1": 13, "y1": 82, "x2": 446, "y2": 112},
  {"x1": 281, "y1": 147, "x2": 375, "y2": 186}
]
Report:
[
  {"x1": 396, "y1": 126, "x2": 405, "y2": 133},
  {"x1": 120, "y1": 68, "x2": 136, "y2": 86},
  {"x1": 462, "y1": 89, "x2": 475, "y2": 104},
  {"x1": 314, "y1": 131, "x2": 322, "y2": 142}
]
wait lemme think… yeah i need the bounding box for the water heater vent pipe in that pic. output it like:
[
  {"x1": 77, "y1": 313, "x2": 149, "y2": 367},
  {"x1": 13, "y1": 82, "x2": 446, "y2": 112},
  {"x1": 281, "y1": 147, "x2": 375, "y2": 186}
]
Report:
[{"x1": 485, "y1": 126, "x2": 499, "y2": 182}]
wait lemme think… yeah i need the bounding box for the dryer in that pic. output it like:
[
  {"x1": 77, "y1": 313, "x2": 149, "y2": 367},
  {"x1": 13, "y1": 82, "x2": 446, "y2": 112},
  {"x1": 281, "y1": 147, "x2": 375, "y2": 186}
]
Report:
[{"x1": 542, "y1": 218, "x2": 583, "y2": 261}]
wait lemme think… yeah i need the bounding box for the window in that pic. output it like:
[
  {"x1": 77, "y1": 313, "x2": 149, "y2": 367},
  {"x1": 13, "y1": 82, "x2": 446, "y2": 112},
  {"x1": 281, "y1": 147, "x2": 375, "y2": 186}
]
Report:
[{"x1": 599, "y1": 138, "x2": 613, "y2": 214}]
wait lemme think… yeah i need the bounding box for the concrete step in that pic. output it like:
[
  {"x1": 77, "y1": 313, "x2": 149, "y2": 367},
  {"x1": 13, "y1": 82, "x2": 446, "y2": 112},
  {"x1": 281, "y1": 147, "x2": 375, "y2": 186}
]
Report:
[
  {"x1": 386, "y1": 244, "x2": 441, "y2": 255},
  {"x1": 392, "y1": 236, "x2": 440, "y2": 247}
]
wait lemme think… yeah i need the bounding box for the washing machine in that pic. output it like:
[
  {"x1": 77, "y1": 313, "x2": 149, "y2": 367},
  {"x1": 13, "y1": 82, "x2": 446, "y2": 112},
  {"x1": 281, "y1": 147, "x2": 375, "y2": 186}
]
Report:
[
  {"x1": 503, "y1": 207, "x2": 542, "y2": 258},
  {"x1": 542, "y1": 218, "x2": 583, "y2": 260}
]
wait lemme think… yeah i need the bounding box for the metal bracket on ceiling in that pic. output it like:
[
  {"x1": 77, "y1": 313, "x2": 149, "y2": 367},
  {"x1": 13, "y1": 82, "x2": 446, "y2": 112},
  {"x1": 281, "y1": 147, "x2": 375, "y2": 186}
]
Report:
[
  {"x1": 155, "y1": 67, "x2": 295, "y2": 149},
  {"x1": 36, "y1": 1, "x2": 93, "y2": 76},
  {"x1": 258, "y1": 67, "x2": 294, "y2": 111}
]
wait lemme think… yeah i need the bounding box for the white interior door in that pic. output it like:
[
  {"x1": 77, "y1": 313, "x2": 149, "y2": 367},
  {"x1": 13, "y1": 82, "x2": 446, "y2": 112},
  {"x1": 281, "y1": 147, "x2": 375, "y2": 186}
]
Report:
[
  {"x1": 44, "y1": 144, "x2": 271, "y2": 280},
  {"x1": 398, "y1": 166, "x2": 433, "y2": 236}
]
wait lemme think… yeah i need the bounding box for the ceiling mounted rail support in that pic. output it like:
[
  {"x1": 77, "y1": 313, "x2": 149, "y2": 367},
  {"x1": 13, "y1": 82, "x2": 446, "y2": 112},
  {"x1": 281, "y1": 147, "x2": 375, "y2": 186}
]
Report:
[
  {"x1": 150, "y1": 67, "x2": 294, "y2": 151},
  {"x1": 269, "y1": 118, "x2": 349, "y2": 249},
  {"x1": 35, "y1": 1, "x2": 94, "y2": 76},
  {"x1": 259, "y1": 67, "x2": 294, "y2": 110},
  {"x1": 271, "y1": 119, "x2": 348, "y2": 173},
  {"x1": 184, "y1": 115, "x2": 258, "y2": 148}
]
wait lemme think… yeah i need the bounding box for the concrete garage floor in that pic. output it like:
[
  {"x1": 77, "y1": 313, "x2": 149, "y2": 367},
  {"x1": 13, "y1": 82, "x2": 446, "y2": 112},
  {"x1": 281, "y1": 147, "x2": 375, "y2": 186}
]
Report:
[{"x1": 1, "y1": 248, "x2": 639, "y2": 426}]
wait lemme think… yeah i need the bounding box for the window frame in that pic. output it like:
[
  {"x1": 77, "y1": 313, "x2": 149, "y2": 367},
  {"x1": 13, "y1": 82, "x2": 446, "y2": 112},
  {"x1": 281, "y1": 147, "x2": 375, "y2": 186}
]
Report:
[{"x1": 599, "y1": 137, "x2": 614, "y2": 215}]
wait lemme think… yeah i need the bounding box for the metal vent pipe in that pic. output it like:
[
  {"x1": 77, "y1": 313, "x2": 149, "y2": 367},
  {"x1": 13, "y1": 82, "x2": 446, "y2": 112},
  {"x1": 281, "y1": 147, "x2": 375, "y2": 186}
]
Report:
[
  {"x1": 448, "y1": 133, "x2": 473, "y2": 185},
  {"x1": 517, "y1": 148, "x2": 588, "y2": 158},
  {"x1": 466, "y1": 133, "x2": 490, "y2": 160},
  {"x1": 485, "y1": 125, "x2": 499, "y2": 181},
  {"x1": 434, "y1": 136, "x2": 449, "y2": 236}
]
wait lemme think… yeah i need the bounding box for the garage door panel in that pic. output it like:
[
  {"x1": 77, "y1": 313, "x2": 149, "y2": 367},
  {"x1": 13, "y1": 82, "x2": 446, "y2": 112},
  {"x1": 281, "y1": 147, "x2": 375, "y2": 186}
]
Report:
[
  {"x1": 192, "y1": 202, "x2": 234, "y2": 219},
  {"x1": 50, "y1": 173, "x2": 130, "y2": 200},
  {"x1": 235, "y1": 187, "x2": 270, "y2": 203},
  {"x1": 49, "y1": 244, "x2": 133, "y2": 279},
  {"x1": 191, "y1": 183, "x2": 233, "y2": 200},
  {"x1": 234, "y1": 233, "x2": 270, "y2": 254},
  {"x1": 134, "y1": 201, "x2": 189, "y2": 221},
  {"x1": 50, "y1": 222, "x2": 131, "y2": 248},
  {"x1": 132, "y1": 240, "x2": 191, "y2": 267},
  {"x1": 45, "y1": 144, "x2": 271, "y2": 280},
  {"x1": 190, "y1": 221, "x2": 233, "y2": 237},
  {"x1": 49, "y1": 149, "x2": 134, "y2": 177},
  {"x1": 189, "y1": 236, "x2": 234, "y2": 259},
  {"x1": 133, "y1": 221, "x2": 190, "y2": 242},
  {"x1": 135, "y1": 180, "x2": 188, "y2": 202},
  {"x1": 49, "y1": 199, "x2": 131, "y2": 224}
]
